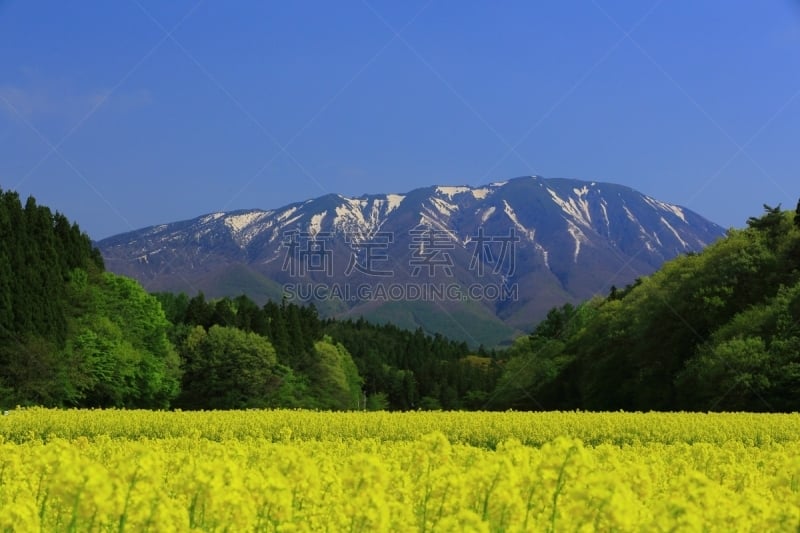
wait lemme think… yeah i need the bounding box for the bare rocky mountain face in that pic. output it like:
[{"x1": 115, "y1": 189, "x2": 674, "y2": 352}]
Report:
[{"x1": 98, "y1": 176, "x2": 725, "y2": 346}]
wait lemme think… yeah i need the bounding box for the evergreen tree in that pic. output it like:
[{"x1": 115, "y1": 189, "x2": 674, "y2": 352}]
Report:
[
  {"x1": 795, "y1": 198, "x2": 800, "y2": 229},
  {"x1": 263, "y1": 300, "x2": 291, "y2": 364},
  {"x1": 184, "y1": 293, "x2": 213, "y2": 329}
]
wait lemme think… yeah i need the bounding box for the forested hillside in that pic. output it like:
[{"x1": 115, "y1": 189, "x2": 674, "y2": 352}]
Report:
[
  {"x1": 0, "y1": 189, "x2": 179, "y2": 407},
  {"x1": 490, "y1": 202, "x2": 800, "y2": 412}
]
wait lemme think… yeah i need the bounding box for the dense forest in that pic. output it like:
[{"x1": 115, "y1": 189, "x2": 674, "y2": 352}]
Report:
[
  {"x1": 489, "y1": 202, "x2": 800, "y2": 412},
  {"x1": 154, "y1": 292, "x2": 499, "y2": 410},
  {"x1": 2, "y1": 187, "x2": 800, "y2": 411}
]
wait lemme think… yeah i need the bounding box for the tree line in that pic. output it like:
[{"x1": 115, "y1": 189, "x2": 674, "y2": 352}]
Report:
[
  {"x1": 0, "y1": 188, "x2": 498, "y2": 410},
  {"x1": 4, "y1": 187, "x2": 800, "y2": 412},
  {"x1": 155, "y1": 292, "x2": 500, "y2": 410},
  {"x1": 488, "y1": 201, "x2": 800, "y2": 412}
]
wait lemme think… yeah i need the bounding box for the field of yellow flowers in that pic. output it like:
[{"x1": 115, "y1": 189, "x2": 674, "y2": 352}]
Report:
[{"x1": 1, "y1": 408, "x2": 799, "y2": 531}]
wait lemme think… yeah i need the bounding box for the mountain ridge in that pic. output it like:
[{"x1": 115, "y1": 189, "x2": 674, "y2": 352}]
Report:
[{"x1": 99, "y1": 176, "x2": 725, "y2": 345}]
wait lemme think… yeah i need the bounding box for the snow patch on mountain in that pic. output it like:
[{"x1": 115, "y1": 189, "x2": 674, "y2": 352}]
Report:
[
  {"x1": 622, "y1": 205, "x2": 637, "y2": 223},
  {"x1": 572, "y1": 186, "x2": 592, "y2": 223},
  {"x1": 277, "y1": 207, "x2": 298, "y2": 222},
  {"x1": 281, "y1": 214, "x2": 303, "y2": 228},
  {"x1": 547, "y1": 188, "x2": 592, "y2": 227},
  {"x1": 660, "y1": 217, "x2": 689, "y2": 248},
  {"x1": 309, "y1": 211, "x2": 327, "y2": 235},
  {"x1": 644, "y1": 196, "x2": 687, "y2": 223},
  {"x1": 471, "y1": 187, "x2": 491, "y2": 200},
  {"x1": 334, "y1": 198, "x2": 369, "y2": 237},
  {"x1": 200, "y1": 213, "x2": 225, "y2": 224},
  {"x1": 436, "y1": 186, "x2": 471, "y2": 199},
  {"x1": 651, "y1": 231, "x2": 663, "y2": 246},
  {"x1": 418, "y1": 213, "x2": 460, "y2": 243},
  {"x1": 385, "y1": 194, "x2": 405, "y2": 214},
  {"x1": 502, "y1": 200, "x2": 535, "y2": 241},
  {"x1": 224, "y1": 211, "x2": 271, "y2": 247},
  {"x1": 434, "y1": 185, "x2": 493, "y2": 201},
  {"x1": 599, "y1": 199, "x2": 610, "y2": 234},
  {"x1": 431, "y1": 196, "x2": 458, "y2": 217},
  {"x1": 565, "y1": 220, "x2": 589, "y2": 262},
  {"x1": 225, "y1": 212, "x2": 265, "y2": 233},
  {"x1": 480, "y1": 206, "x2": 496, "y2": 223},
  {"x1": 536, "y1": 243, "x2": 550, "y2": 269},
  {"x1": 148, "y1": 224, "x2": 169, "y2": 235}
]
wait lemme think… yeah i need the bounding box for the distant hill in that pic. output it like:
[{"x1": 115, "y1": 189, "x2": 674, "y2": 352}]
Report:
[{"x1": 98, "y1": 176, "x2": 725, "y2": 345}]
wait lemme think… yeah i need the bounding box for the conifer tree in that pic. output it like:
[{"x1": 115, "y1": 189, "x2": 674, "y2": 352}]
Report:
[{"x1": 795, "y1": 198, "x2": 800, "y2": 229}]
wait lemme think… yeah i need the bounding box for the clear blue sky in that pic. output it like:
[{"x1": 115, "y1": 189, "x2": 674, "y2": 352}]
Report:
[{"x1": 1, "y1": 1, "x2": 798, "y2": 240}]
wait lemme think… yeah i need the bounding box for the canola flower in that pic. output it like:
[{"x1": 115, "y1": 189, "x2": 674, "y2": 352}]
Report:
[{"x1": 0, "y1": 408, "x2": 798, "y2": 531}]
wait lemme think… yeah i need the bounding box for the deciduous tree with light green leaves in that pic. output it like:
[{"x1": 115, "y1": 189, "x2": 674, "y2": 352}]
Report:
[
  {"x1": 311, "y1": 336, "x2": 363, "y2": 410},
  {"x1": 63, "y1": 270, "x2": 181, "y2": 408}
]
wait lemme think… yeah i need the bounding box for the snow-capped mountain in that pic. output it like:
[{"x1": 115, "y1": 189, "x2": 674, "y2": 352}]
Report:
[{"x1": 98, "y1": 176, "x2": 725, "y2": 345}]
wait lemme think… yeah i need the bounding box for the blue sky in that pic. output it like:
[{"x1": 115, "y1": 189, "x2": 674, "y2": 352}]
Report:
[{"x1": 1, "y1": 1, "x2": 798, "y2": 240}]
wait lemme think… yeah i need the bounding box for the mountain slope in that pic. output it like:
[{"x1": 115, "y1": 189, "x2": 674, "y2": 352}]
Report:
[{"x1": 99, "y1": 176, "x2": 725, "y2": 345}]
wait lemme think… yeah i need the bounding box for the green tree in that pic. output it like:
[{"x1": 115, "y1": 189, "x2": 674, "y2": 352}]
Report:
[
  {"x1": 176, "y1": 325, "x2": 280, "y2": 409},
  {"x1": 0, "y1": 335, "x2": 68, "y2": 406},
  {"x1": 675, "y1": 280, "x2": 800, "y2": 411},
  {"x1": 310, "y1": 336, "x2": 363, "y2": 410},
  {"x1": 184, "y1": 293, "x2": 214, "y2": 329},
  {"x1": 795, "y1": 198, "x2": 800, "y2": 229},
  {"x1": 488, "y1": 335, "x2": 569, "y2": 410},
  {"x1": 63, "y1": 271, "x2": 181, "y2": 408},
  {"x1": 677, "y1": 337, "x2": 772, "y2": 411},
  {"x1": 747, "y1": 203, "x2": 787, "y2": 244}
]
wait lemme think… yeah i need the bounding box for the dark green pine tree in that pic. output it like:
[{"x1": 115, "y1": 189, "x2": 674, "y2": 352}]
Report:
[
  {"x1": 298, "y1": 303, "x2": 322, "y2": 343},
  {"x1": 233, "y1": 294, "x2": 270, "y2": 336},
  {"x1": 283, "y1": 301, "x2": 311, "y2": 371},
  {"x1": 4, "y1": 192, "x2": 35, "y2": 336},
  {"x1": 747, "y1": 203, "x2": 785, "y2": 244},
  {"x1": 795, "y1": 198, "x2": 800, "y2": 229},
  {"x1": 210, "y1": 298, "x2": 237, "y2": 328},
  {"x1": 184, "y1": 293, "x2": 214, "y2": 329},
  {"x1": 0, "y1": 195, "x2": 13, "y2": 339},
  {"x1": 0, "y1": 249, "x2": 13, "y2": 339},
  {"x1": 24, "y1": 197, "x2": 68, "y2": 343},
  {"x1": 263, "y1": 300, "x2": 291, "y2": 364}
]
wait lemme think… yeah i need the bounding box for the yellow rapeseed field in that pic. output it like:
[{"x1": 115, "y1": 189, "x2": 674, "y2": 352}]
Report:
[{"x1": 1, "y1": 408, "x2": 799, "y2": 531}]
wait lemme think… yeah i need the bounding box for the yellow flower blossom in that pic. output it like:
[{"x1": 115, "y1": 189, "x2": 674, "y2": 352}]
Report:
[{"x1": 0, "y1": 408, "x2": 799, "y2": 531}]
